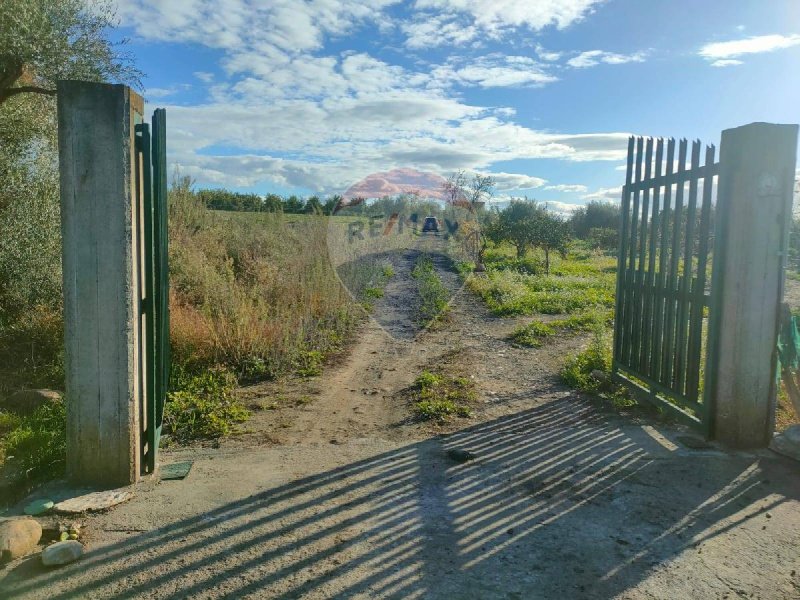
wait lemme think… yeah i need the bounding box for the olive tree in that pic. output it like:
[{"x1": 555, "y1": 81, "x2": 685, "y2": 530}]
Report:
[
  {"x1": 0, "y1": 0, "x2": 141, "y2": 105},
  {"x1": 486, "y1": 200, "x2": 571, "y2": 273}
]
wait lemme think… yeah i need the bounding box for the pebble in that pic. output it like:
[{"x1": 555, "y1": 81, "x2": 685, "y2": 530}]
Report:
[{"x1": 41, "y1": 540, "x2": 83, "y2": 567}]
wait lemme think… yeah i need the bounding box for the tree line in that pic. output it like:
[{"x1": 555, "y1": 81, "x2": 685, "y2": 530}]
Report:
[{"x1": 198, "y1": 188, "x2": 348, "y2": 215}]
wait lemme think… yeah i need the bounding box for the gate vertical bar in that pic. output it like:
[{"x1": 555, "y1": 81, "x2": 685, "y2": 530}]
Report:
[
  {"x1": 674, "y1": 141, "x2": 702, "y2": 396},
  {"x1": 662, "y1": 139, "x2": 688, "y2": 387},
  {"x1": 642, "y1": 138, "x2": 663, "y2": 376},
  {"x1": 650, "y1": 138, "x2": 675, "y2": 384},
  {"x1": 687, "y1": 144, "x2": 716, "y2": 430},
  {"x1": 622, "y1": 138, "x2": 644, "y2": 364},
  {"x1": 632, "y1": 138, "x2": 653, "y2": 371},
  {"x1": 614, "y1": 138, "x2": 635, "y2": 361}
]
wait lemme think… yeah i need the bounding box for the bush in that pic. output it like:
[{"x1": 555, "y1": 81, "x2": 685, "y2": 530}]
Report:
[
  {"x1": 164, "y1": 368, "x2": 249, "y2": 443},
  {"x1": 2, "y1": 402, "x2": 66, "y2": 478},
  {"x1": 560, "y1": 330, "x2": 612, "y2": 393}
]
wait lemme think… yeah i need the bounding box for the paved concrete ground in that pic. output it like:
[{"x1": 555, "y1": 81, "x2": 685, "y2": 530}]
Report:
[{"x1": 1, "y1": 396, "x2": 798, "y2": 599}]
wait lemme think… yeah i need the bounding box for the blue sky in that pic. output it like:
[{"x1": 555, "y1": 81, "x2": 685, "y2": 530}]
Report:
[{"x1": 113, "y1": 0, "x2": 800, "y2": 212}]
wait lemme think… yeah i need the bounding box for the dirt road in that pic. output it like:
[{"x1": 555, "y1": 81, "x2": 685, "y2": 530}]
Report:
[{"x1": 2, "y1": 253, "x2": 799, "y2": 599}]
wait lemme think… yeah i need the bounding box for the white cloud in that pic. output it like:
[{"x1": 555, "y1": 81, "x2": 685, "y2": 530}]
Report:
[
  {"x1": 536, "y1": 44, "x2": 562, "y2": 62},
  {"x1": 567, "y1": 50, "x2": 645, "y2": 68},
  {"x1": 581, "y1": 186, "x2": 622, "y2": 202},
  {"x1": 699, "y1": 33, "x2": 800, "y2": 60},
  {"x1": 709, "y1": 59, "x2": 744, "y2": 68},
  {"x1": 544, "y1": 184, "x2": 588, "y2": 193},
  {"x1": 431, "y1": 55, "x2": 557, "y2": 88},
  {"x1": 488, "y1": 172, "x2": 548, "y2": 191},
  {"x1": 414, "y1": 0, "x2": 604, "y2": 34},
  {"x1": 542, "y1": 200, "x2": 583, "y2": 216},
  {"x1": 118, "y1": 0, "x2": 632, "y2": 193},
  {"x1": 402, "y1": 14, "x2": 478, "y2": 49},
  {"x1": 115, "y1": 0, "x2": 400, "y2": 52}
]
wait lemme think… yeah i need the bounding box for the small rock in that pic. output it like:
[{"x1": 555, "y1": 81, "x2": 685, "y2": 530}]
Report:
[
  {"x1": 0, "y1": 389, "x2": 62, "y2": 416},
  {"x1": 24, "y1": 499, "x2": 54, "y2": 516},
  {"x1": 765, "y1": 512, "x2": 772, "y2": 519},
  {"x1": 770, "y1": 425, "x2": 800, "y2": 461},
  {"x1": 446, "y1": 448, "x2": 477, "y2": 463},
  {"x1": 41, "y1": 540, "x2": 83, "y2": 567},
  {"x1": 0, "y1": 518, "x2": 42, "y2": 562}
]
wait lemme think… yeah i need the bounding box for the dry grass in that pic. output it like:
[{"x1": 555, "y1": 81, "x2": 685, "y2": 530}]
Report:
[{"x1": 168, "y1": 181, "x2": 360, "y2": 380}]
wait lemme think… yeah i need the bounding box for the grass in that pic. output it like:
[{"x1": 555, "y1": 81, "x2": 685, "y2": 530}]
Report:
[
  {"x1": 0, "y1": 402, "x2": 66, "y2": 480},
  {"x1": 466, "y1": 246, "x2": 616, "y2": 317},
  {"x1": 511, "y1": 309, "x2": 613, "y2": 347},
  {"x1": 560, "y1": 330, "x2": 636, "y2": 409},
  {"x1": 411, "y1": 369, "x2": 475, "y2": 422},
  {"x1": 411, "y1": 254, "x2": 451, "y2": 324}
]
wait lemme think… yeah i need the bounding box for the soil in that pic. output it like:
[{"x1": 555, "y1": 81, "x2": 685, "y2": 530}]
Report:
[{"x1": 1, "y1": 252, "x2": 799, "y2": 599}]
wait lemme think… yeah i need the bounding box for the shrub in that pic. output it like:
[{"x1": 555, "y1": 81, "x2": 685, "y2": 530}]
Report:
[
  {"x1": 164, "y1": 368, "x2": 249, "y2": 443},
  {"x1": 2, "y1": 402, "x2": 66, "y2": 478}
]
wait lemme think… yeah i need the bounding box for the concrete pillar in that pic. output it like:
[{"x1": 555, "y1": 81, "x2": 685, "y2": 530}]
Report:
[
  {"x1": 710, "y1": 122, "x2": 799, "y2": 448},
  {"x1": 57, "y1": 81, "x2": 144, "y2": 485}
]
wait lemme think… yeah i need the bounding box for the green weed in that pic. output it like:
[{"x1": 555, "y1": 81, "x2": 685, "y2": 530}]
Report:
[
  {"x1": 411, "y1": 255, "x2": 450, "y2": 324},
  {"x1": 511, "y1": 310, "x2": 613, "y2": 347},
  {"x1": 165, "y1": 368, "x2": 249, "y2": 443},
  {"x1": 2, "y1": 402, "x2": 66, "y2": 478},
  {"x1": 293, "y1": 349, "x2": 324, "y2": 377},
  {"x1": 560, "y1": 331, "x2": 635, "y2": 409},
  {"x1": 412, "y1": 369, "x2": 475, "y2": 422}
]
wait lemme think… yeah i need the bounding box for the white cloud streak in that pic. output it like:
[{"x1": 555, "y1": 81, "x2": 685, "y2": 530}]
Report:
[
  {"x1": 699, "y1": 33, "x2": 800, "y2": 60},
  {"x1": 567, "y1": 50, "x2": 645, "y2": 68},
  {"x1": 544, "y1": 184, "x2": 589, "y2": 193}
]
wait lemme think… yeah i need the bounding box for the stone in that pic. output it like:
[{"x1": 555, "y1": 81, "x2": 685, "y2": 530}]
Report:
[
  {"x1": 446, "y1": 448, "x2": 477, "y2": 463},
  {"x1": 54, "y1": 489, "x2": 133, "y2": 514},
  {"x1": 41, "y1": 540, "x2": 83, "y2": 567},
  {"x1": 0, "y1": 389, "x2": 62, "y2": 416},
  {"x1": 0, "y1": 518, "x2": 42, "y2": 561},
  {"x1": 770, "y1": 425, "x2": 800, "y2": 462}
]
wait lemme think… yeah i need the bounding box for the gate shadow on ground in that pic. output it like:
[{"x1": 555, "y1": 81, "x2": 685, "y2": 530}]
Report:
[{"x1": 2, "y1": 396, "x2": 798, "y2": 599}]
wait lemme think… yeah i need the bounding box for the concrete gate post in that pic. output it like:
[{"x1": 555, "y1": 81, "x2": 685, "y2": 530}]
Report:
[
  {"x1": 57, "y1": 81, "x2": 144, "y2": 485},
  {"x1": 709, "y1": 122, "x2": 799, "y2": 448}
]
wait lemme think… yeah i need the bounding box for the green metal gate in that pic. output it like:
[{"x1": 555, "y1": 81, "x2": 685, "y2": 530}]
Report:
[
  {"x1": 135, "y1": 109, "x2": 170, "y2": 474},
  {"x1": 612, "y1": 136, "x2": 717, "y2": 434}
]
